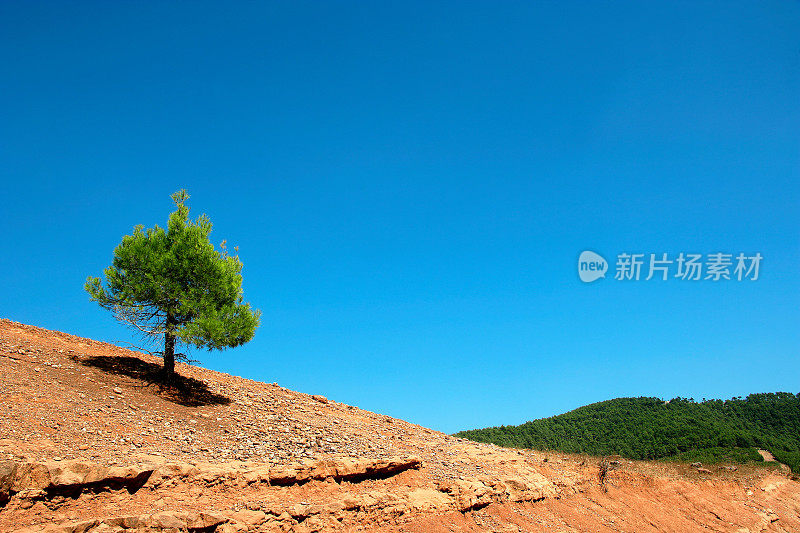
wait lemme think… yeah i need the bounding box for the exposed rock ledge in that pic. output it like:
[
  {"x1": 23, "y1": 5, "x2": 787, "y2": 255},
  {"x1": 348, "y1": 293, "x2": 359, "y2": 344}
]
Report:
[
  {"x1": 2, "y1": 455, "x2": 559, "y2": 532},
  {"x1": 1, "y1": 455, "x2": 422, "y2": 500}
]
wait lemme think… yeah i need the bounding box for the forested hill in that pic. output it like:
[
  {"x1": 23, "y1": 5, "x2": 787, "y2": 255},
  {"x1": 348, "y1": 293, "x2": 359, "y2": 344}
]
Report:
[{"x1": 455, "y1": 393, "x2": 800, "y2": 473}]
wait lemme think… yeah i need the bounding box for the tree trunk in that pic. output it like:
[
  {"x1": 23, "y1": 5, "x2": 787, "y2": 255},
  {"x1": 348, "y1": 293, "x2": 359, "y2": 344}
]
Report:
[{"x1": 163, "y1": 313, "x2": 176, "y2": 381}]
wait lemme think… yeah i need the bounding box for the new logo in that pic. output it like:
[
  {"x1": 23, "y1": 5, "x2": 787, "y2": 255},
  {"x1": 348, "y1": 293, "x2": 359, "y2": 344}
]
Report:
[{"x1": 578, "y1": 251, "x2": 607, "y2": 283}]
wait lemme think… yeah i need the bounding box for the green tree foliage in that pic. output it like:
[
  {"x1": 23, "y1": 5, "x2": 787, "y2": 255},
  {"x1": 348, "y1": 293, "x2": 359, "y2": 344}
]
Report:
[
  {"x1": 85, "y1": 190, "x2": 260, "y2": 380},
  {"x1": 771, "y1": 450, "x2": 800, "y2": 474},
  {"x1": 665, "y1": 446, "x2": 764, "y2": 464},
  {"x1": 455, "y1": 393, "x2": 800, "y2": 473}
]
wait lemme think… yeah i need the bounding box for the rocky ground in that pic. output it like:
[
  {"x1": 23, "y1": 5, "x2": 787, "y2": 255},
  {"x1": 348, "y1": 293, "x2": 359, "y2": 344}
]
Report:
[{"x1": 1, "y1": 318, "x2": 798, "y2": 532}]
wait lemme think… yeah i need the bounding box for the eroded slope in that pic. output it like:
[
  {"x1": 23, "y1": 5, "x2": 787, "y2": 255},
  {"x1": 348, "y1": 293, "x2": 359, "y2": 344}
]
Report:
[{"x1": 1, "y1": 319, "x2": 798, "y2": 532}]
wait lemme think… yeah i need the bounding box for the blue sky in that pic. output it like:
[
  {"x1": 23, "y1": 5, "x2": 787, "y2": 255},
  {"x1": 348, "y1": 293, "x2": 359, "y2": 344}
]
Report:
[{"x1": 1, "y1": 2, "x2": 798, "y2": 433}]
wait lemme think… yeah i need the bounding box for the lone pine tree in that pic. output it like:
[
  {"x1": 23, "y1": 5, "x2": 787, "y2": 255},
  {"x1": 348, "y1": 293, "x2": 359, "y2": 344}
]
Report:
[{"x1": 85, "y1": 190, "x2": 260, "y2": 380}]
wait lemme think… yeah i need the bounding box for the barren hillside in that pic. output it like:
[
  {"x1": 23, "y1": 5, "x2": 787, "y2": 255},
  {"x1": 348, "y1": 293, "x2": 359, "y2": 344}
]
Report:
[{"x1": 1, "y1": 319, "x2": 798, "y2": 532}]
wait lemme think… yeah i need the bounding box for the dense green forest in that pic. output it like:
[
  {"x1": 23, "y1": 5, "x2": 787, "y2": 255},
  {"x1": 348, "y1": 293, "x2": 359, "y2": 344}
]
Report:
[{"x1": 455, "y1": 393, "x2": 800, "y2": 473}]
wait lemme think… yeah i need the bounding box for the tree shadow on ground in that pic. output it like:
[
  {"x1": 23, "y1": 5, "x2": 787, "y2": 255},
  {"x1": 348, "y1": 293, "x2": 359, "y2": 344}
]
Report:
[{"x1": 74, "y1": 355, "x2": 231, "y2": 407}]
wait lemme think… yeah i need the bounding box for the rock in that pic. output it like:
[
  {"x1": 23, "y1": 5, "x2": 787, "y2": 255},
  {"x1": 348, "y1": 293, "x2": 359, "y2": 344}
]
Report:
[
  {"x1": 312, "y1": 395, "x2": 328, "y2": 404},
  {"x1": 7, "y1": 459, "x2": 154, "y2": 493},
  {"x1": 266, "y1": 456, "x2": 421, "y2": 486},
  {"x1": 331, "y1": 456, "x2": 422, "y2": 482},
  {"x1": 147, "y1": 511, "x2": 187, "y2": 528},
  {"x1": 64, "y1": 519, "x2": 99, "y2": 533},
  {"x1": 104, "y1": 515, "x2": 145, "y2": 528},
  {"x1": 10, "y1": 519, "x2": 100, "y2": 533},
  {"x1": 406, "y1": 488, "x2": 451, "y2": 511},
  {"x1": 231, "y1": 509, "x2": 266, "y2": 526},
  {"x1": 242, "y1": 465, "x2": 271, "y2": 484},
  {"x1": 186, "y1": 511, "x2": 227, "y2": 528},
  {"x1": 113, "y1": 387, "x2": 122, "y2": 394},
  {"x1": 156, "y1": 461, "x2": 201, "y2": 479},
  {"x1": 503, "y1": 471, "x2": 556, "y2": 502},
  {"x1": 0, "y1": 460, "x2": 18, "y2": 505},
  {"x1": 218, "y1": 522, "x2": 249, "y2": 533},
  {"x1": 214, "y1": 522, "x2": 250, "y2": 533}
]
